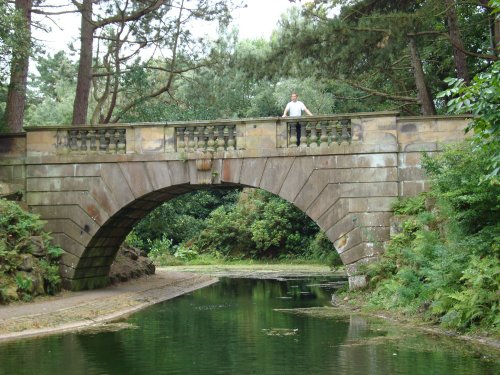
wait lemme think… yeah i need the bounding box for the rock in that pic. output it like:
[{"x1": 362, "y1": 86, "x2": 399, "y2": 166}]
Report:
[
  {"x1": 31, "y1": 269, "x2": 46, "y2": 296},
  {"x1": 109, "y1": 245, "x2": 156, "y2": 284},
  {"x1": 123, "y1": 247, "x2": 139, "y2": 260},
  {"x1": 29, "y1": 236, "x2": 45, "y2": 257},
  {"x1": 17, "y1": 254, "x2": 34, "y2": 272},
  {"x1": 0, "y1": 283, "x2": 19, "y2": 303}
]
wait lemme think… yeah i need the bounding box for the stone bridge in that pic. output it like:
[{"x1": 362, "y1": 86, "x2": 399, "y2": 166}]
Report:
[{"x1": 0, "y1": 112, "x2": 470, "y2": 290}]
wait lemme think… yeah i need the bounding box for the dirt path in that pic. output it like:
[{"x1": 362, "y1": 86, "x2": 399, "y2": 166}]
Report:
[{"x1": 0, "y1": 270, "x2": 217, "y2": 342}]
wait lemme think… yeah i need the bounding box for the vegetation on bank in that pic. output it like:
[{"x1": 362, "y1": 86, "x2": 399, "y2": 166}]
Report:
[
  {"x1": 126, "y1": 189, "x2": 342, "y2": 268},
  {"x1": 0, "y1": 199, "x2": 63, "y2": 304},
  {"x1": 343, "y1": 141, "x2": 499, "y2": 335}
]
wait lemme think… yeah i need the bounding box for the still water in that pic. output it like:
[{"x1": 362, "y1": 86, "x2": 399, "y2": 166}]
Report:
[{"x1": 0, "y1": 277, "x2": 498, "y2": 375}]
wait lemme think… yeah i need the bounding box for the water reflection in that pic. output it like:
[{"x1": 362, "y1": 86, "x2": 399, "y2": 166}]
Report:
[{"x1": 0, "y1": 277, "x2": 497, "y2": 375}]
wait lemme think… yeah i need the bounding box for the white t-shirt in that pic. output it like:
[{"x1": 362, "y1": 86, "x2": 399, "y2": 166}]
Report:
[{"x1": 286, "y1": 101, "x2": 306, "y2": 116}]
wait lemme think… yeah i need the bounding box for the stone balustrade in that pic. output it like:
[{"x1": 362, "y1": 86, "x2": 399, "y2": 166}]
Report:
[
  {"x1": 175, "y1": 124, "x2": 237, "y2": 152},
  {"x1": 67, "y1": 128, "x2": 127, "y2": 153},
  {"x1": 285, "y1": 118, "x2": 353, "y2": 148}
]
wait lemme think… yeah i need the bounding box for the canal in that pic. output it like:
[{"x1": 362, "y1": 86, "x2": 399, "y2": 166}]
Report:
[{"x1": 0, "y1": 277, "x2": 498, "y2": 374}]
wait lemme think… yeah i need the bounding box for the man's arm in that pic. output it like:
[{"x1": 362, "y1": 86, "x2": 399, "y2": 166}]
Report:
[
  {"x1": 282, "y1": 103, "x2": 289, "y2": 117},
  {"x1": 304, "y1": 106, "x2": 312, "y2": 116}
]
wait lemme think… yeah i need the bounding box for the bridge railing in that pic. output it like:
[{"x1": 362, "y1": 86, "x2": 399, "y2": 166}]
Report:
[
  {"x1": 21, "y1": 112, "x2": 470, "y2": 158},
  {"x1": 284, "y1": 118, "x2": 355, "y2": 148}
]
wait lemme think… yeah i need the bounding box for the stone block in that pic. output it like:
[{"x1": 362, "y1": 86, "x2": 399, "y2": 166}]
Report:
[
  {"x1": 27, "y1": 164, "x2": 75, "y2": 178},
  {"x1": 336, "y1": 154, "x2": 397, "y2": 168},
  {"x1": 0, "y1": 165, "x2": 13, "y2": 180},
  {"x1": 88, "y1": 179, "x2": 121, "y2": 216},
  {"x1": 330, "y1": 167, "x2": 398, "y2": 184},
  {"x1": 279, "y1": 157, "x2": 315, "y2": 202},
  {"x1": 32, "y1": 205, "x2": 100, "y2": 237},
  {"x1": 118, "y1": 162, "x2": 153, "y2": 198},
  {"x1": 73, "y1": 266, "x2": 110, "y2": 279},
  {"x1": 293, "y1": 169, "x2": 332, "y2": 211},
  {"x1": 45, "y1": 219, "x2": 92, "y2": 247},
  {"x1": 240, "y1": 158, "x2": 267, "y2": 187},
  {"x1": 345, "y1": 256, "x2": 379, "y2": 276},
  {"x1": 26, "y1": 131, "x2": 58, "y2": 155},
  {"x1": 135, "y1": 127, "x2": 165, "y2": 153},
  {"x1": 62, "y1": 275, "x2": 110, "y2": 291},
  {"x1": 398, "y1": 152, "x2": 424, "y2": 168},
  {"x1": 399, "y1": 180, "x2": 428, "y2": 196},
  {"x1": 221, "y1": 158, "x2": 243, "y2": 184},
  {"x1": 348, "y1": 275, "x2": 368, "y2": 290},
  {"x1": 348, "y1": 197, "x2": 395, "y2": 213},
  {"x1": 398, "y1": 166, "x2": 426, "y2": 181},
  {"x1": 51, "y1": 233, "x2": 85, "y2": 257},
  {"x1": 167, "y1": 160, "x2": 190, "y2": 185},
  {"x1": 259, "y1": 157, "x2": 295, "y2": 195},
  {"x1": 100, "y1": 163, "x2": 135, "y2": 209},
  {"x1": 306, "y1": 184, "x2": 341, "y2": 221},
  {"x1": 313, "y1": 155, "x2": 337, "y2": 169},
  {"x1": 339, "y1": 181, "x2": 398, "y2": 198},
  {"x1": 316, "y1": 197, "x2": 348, "y2": 231}
]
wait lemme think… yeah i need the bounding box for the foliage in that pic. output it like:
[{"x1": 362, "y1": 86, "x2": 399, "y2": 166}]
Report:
[
  {"x1": 363, "y1": 142, "x2": 500, "y2": 333},
  {"x1": 437, "y1": 60, "x2": 500, "y2": 182},
  {"x1": 0, "y1": 199, "x2": 63, "y2": 303},
  {"x1": 392, "y1": 194, "x2": 427, "y2": 215},
  {"x1": 0, "y1": 0, "x2": 31, "y2": 83},
  {"x1": 128, "y1": 187, "x2": 341, "y2": 266}
]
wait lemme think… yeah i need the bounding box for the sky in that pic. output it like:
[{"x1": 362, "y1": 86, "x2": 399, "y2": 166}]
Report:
[
  {"x1": 233, "y1": 0, "x2": 302, "y2": 40},
  {"x1": 37, "y1": 0, "x2": 304, "y2": 53}
]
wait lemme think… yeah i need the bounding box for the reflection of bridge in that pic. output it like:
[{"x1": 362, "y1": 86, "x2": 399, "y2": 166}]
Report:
[{"x1": 0, "y1": 112, "x2": 470, "y2": 290}]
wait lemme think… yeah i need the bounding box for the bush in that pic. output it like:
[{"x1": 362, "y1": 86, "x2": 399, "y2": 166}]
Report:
[
  {"x1": 0, "y1": 199, "x2": 63, "y2": 303},
  {"x1": 364, "y1": 142, "x2": 500, "y2": 333}
]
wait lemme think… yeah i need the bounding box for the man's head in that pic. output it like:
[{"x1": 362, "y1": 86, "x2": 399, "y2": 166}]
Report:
[{"x1": 290, "y1": 92, "x2": 298, "y2": 102}]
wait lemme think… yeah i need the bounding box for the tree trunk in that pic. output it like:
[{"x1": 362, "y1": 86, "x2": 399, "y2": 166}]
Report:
[
  {"x1": 478, "y1": 0, "x2": 499, "y2": 55},
  {"x1": 444, "y1": 0, "x2": 470, "y2": 83},
  {"x1": 5, "y1": 0, "x2": 32, "y2": 133},
  {"x1": 72, "y1": 0, "x2": 94, "y2": 126},
  {"x1": 408, "y1": 35, "x2": 436, "y2": 116}
]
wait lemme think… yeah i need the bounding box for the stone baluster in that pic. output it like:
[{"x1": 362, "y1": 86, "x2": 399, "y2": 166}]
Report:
[
  {"x1": 98, "y1": 129, "x2": 108, "y2": 152},
  {"x1": 309, "y1": 122, "x2": 319, "y2": 148},
  {"x1": 108, "y1": 130, "x2": 117, "y2": 153},
  {"x1": 197, "y1": 126, "x2": 206, "y2": 151},
  {"x1": 187, "y1": 128, "x2": 196, "y2": 152},
  {"x1": 79, "y1": 130, "x2": 88, "y2": 151},
  {"x1": 319, "y1": 122, "x2": 329, "y2": 148},
  {"x1": 206, "y1": 126, "x2": 215, "y2": 152},
  {"x1": 217, "y1": 125, "x2": 226, "y2": 151},
  {"x1": 68, "y1": 130, "x2": 79, "y2": 152},
  {"x1": 227, "y1": 125, "x2": 235, "y2": 151},
  {"x1": 88, "y1": 130, "x2": 97, "y2": 152},
  {"x1": 289, "y1": 122, "x2": 298, "y2": 148},
  {"x1": 177, "y1": 127, "x2": 186, "y2": 152},
  {"x1": 193, "y1": 127, "x2": 200, "y2": 150},
  {"x1": 117, "y1": 129, "x2": 126, "y2": 153},
  {"x1": 341, "y1": 120, "x2": 351, "y2": 144},
  {"x1": 299, "y1": 122, "x2": 308, "y2": 148},
  {"x1": 332, "y1": 121, "x2": 340, "y2": 144}
]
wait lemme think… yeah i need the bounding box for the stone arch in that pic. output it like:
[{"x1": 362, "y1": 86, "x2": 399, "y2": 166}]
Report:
[{"x1": 28, "y1": 152, "x2": 398, "y2": 290}]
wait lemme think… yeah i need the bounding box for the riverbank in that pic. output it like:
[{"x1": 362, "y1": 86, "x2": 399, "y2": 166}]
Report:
[
  {"x1": 0, "y1": 270, "x2": 217, "y2": 342},
  {"x1": 0, "y1": 264, "x2": 338, "y2": 343}
]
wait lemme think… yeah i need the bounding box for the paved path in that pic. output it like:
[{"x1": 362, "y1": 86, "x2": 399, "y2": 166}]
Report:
[{"x1": 0, "y1": 270, "x2": 217, "y2": 342}]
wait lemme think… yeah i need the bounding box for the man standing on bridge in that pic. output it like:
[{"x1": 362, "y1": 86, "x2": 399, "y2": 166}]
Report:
[{"x1": 282, "y1": 91, "x2": 313, "y2": 145}]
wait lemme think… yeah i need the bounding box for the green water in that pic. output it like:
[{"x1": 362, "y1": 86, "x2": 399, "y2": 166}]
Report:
[{"x1": 0, "y1": 277, "x2": 498, "y2": 375}]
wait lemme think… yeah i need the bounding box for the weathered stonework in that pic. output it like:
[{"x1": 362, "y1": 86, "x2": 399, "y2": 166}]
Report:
[{"x1": 0, "y1": 113, "x2": 471, "y2": 290}]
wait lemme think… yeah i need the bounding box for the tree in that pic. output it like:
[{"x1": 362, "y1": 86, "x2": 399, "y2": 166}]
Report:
[
  {"x1": 265, "y1": 0, "x2": 497, "y2": 115},
  {"x1": 70, "y1": 0, "x2": 237, "y2": 125},
  {"x1": 438, "y1": 60, "x2": 500, "y2": 182},
  {"x1": 3, "y1": 0, "x2": 32, "y2": 133}
]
